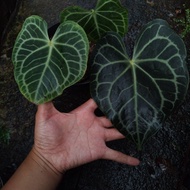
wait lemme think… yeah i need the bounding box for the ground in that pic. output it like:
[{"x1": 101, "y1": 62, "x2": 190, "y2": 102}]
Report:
[{"x1": 0, "y1": 0, "x2": 190, "y2": 189}]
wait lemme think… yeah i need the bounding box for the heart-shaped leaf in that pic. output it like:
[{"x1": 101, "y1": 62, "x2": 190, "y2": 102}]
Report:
[
  {"x1": 60, "y1": 0, "x2": 128, "y2": 42},
  {"x1": 90, "y1": 19, "x2": 189, "y2": 149},
  {"x1": 12, "y1": 15, "x2": 89, "y2": 104}
]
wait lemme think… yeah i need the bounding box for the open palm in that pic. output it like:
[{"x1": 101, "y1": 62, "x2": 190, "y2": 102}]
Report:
[{"x1": 34, "y1": 99, "x2": 139, "y2": 173}]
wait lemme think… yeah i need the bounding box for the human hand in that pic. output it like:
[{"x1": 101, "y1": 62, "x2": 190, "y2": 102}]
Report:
[{"x1": 33, "y1": 99, "x2": 140, "y2": 174}]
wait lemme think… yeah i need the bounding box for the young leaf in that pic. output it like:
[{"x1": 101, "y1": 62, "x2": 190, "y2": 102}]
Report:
[
  {"x1": 60, "y1": 0, "x2": 128, "y2": 42},
  {"x1": 90, "y1": 19, "x2": 189, "y2": 149},
  {"x1": 12, "y1": 15, "x2": 89, "y2": 104}
]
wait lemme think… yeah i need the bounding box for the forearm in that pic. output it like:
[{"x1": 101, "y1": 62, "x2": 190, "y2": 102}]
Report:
[{"x1": 2, "y1": 148, "x2": 63, "y2": 190}]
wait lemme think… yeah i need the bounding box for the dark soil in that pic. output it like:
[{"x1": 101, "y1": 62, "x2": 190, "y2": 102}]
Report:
[{"x1": 0, "y1": 0, "x2": 190, "y2": 189}]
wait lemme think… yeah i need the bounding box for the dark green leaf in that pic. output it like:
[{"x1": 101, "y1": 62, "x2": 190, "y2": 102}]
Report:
[
  {"x1": 90, "y1": 19, "x2": 189, "y2": 149},
  {"x1": 60, "y1": 0, "x2": 128, "y2": 42},
  {"x1": 12, "y1": 15, "x2": 89, "y2": 104}
]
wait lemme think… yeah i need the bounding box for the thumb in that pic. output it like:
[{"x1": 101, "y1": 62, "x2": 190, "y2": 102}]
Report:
[{"x1": 36, "y1": 102, "x2": 58, "y2": 122}]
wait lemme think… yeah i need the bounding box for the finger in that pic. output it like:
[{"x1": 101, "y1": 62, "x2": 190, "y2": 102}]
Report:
[
  {"x1": 104, "y1": 128, "x2": 125, "y2": 141},
  {"x1": 37, "y1": 101, "x2": 53, "y2": 111},
  {"x1": 36, "y1": 102, "x2": 57, "y2": 121},
  {"x1": 98, "y1": 116, "x2": 113, "y2": 128},
  {"x1": 103, "y1": 148, "x2": 140, "y2": 166},
  {"x1": 71, "y1": 98, "x2": 97, "y2": 113}
]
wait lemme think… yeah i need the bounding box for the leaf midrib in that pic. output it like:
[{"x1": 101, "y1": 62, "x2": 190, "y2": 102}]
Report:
[{"x1": 34, "y1": 44, "x2": 53, "y2": 102}]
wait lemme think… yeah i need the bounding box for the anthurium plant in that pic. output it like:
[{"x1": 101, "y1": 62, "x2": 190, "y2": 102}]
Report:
[
  {"x1": 12, "y1": 0, "x2": 189, "y2": 149},
  {"x1": 12, "y1": 16, "x2": 89, "y2": 104},
  {"x1": 90, "y1": 19, "x2": 189, "y2": 149},
  {"x1": 60, "y1": 0, "x2": 128, "y2": 42}
]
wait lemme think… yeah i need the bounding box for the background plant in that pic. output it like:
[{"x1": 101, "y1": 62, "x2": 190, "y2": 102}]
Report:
[
  {"x1": 60, "y1": 0, "x2": 128, "y2": 42},
  {"x1": 0, "y1": 120, "x2": 10, "y2": 145},
  {"x1": 174, "y1": 5, "x2": 190, "y2": 38}
]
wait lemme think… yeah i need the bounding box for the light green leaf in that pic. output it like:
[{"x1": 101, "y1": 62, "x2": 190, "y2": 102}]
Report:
[
  {"x1": 90, "y1": 19, "x2": 189, "y2": 149},
  {"x1": 60, "y1": 0, "x2": 128, "y2": 42},
  {"x1": 12, "y1": 15, "x2": 89, "y2": 104}
]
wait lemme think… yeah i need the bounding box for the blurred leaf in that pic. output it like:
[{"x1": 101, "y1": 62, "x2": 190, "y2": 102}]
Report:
[{"x1": 60, "y1": 0, "x2": 128, "y2": 42}]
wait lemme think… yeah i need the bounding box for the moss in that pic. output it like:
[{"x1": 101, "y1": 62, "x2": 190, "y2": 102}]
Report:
[
  {"x1": 174, "y1": 5, "x2": 190, "y2": 38},
  {"x1": 0, "y1": 119, "x2": 10, "y2": 145}
]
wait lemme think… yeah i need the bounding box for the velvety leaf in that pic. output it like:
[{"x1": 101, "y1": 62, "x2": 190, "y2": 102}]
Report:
[
  {"x1": 90, "y1": 19, "x2": 189, "y2": 149},
  {"x1": 60, "y1": 0, "x2": 128, "y2": 42},
  {"x1": 12, "y1": 15, "x2": 89, "y2": 104}
]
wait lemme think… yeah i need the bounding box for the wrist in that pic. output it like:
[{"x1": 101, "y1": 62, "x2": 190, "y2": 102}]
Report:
[
  {"x1": 2, "y1": 148, "x2": 63, "y2": 190},
  {"x1": 29, "y1": 147, "x2": 63, "y2": 181}
]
